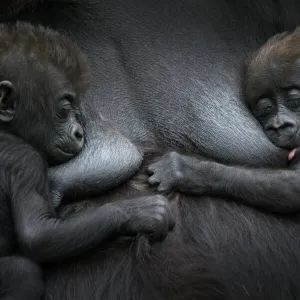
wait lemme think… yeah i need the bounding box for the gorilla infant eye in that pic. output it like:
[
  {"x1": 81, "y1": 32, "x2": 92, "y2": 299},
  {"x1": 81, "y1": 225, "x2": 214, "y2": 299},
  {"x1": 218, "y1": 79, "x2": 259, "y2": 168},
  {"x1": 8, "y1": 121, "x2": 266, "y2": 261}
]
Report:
[
  {"x1": 58, "y1": 99, "x2": 73, "y2": 119},
  {"x1": 286, "y1": 89, "x2": 300, "y2": 109},
  {"x1": 253, "y1": 98, "x2": 274, "y2": 118}
]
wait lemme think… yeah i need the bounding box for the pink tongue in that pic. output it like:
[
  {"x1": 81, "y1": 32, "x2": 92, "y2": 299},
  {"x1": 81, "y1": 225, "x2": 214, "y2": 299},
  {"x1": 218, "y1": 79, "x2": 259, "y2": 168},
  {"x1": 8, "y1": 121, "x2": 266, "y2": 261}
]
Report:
[{"x1": 288, "y1": 148, "x2": 297, "y2": 161}]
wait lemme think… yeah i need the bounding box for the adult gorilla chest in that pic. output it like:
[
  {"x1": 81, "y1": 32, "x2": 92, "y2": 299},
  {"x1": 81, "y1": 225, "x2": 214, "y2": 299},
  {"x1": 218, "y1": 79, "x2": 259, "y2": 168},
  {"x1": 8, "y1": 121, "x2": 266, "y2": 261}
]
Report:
[{"x1": 16, "y1": 0, "x2": 286, "y2": 166}]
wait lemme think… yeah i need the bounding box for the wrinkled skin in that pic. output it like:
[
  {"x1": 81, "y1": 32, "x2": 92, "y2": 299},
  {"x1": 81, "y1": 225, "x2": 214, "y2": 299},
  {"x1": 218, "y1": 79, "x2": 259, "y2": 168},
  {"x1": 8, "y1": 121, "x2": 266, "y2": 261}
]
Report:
[{"x1": 4, "y1": 1, "x2": 300, "y2": 300}]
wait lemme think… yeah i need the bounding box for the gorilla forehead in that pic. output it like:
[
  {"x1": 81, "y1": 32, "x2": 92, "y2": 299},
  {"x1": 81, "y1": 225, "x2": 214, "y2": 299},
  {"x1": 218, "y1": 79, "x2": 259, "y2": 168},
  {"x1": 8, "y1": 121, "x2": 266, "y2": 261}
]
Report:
[
  {"x1": 0, "y1": 53, "x2": 72, "y2": 106},
  {"x1": 0, "y1": 22, "x2": 90, "y2": 94},
  {"x1": 244, "y1": 29, "x2": 300, "y2": 102}
]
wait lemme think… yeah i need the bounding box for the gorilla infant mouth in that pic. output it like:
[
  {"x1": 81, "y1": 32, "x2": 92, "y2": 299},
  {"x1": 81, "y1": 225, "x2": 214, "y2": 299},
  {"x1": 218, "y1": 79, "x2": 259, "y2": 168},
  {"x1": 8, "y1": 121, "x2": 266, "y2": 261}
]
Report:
[
  {"x1": 54, "y1": 146, "x2": 82, "y2": 163},
  {"x1": 267, "y1": 129, "x2": 300, "y2": 150},
  {"x1": 57, "y1": 147, "x2": 77, "y2": 157}
]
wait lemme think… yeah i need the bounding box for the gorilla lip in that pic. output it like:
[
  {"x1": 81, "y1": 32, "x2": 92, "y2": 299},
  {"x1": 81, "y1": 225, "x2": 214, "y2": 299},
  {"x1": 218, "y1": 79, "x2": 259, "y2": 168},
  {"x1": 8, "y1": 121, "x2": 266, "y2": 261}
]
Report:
[{"x1": 56, "y1": 147, "x2": 77, "y2": 159}]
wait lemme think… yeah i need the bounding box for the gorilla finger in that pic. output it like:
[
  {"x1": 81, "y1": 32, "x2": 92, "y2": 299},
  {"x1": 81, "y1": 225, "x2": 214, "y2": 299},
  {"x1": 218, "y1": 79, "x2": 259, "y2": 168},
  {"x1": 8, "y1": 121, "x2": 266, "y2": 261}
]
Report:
[
  {"x1": 164, "y1": 204, "x2": 176, "y2": 230},
  {"x1": 146, "y1": 165, "x2": 156, "y2": 175},
  {"x1": 148, "y1": 175, "x2": 160, "y2": 185},
  {"x1": 51, "y1": 190, "x2": 63, "y2": 208},
  {"x1": 157, "y1": 183, "x2": 171, "y2": 193}
]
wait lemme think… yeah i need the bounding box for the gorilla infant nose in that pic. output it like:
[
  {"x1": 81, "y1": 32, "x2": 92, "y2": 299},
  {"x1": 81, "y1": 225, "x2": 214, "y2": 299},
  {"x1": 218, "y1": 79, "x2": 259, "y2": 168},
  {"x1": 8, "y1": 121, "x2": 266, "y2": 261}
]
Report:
[
  {"x1": 264, "y1": 118, "x2": 299, "y2": 148},
  {"x1": 70, "y1": 124, "x2": 85, "y2": 151},
  {"x1": 73, "y1": 125, "x2": 84, "y2": 141},
  {"x1": 57, "y1": 125, "x2": 85, "y2": 160},
  {"x1": 266, "y1": 121, "x2": 297, "y2": 136}
]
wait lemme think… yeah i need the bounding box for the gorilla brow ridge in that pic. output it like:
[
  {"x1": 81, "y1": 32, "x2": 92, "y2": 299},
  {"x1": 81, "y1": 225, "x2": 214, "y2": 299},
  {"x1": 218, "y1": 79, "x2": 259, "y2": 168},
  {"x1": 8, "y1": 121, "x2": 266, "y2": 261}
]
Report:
[{"x1": 0, "y1": 21, "x2": 90, "y2": 94}]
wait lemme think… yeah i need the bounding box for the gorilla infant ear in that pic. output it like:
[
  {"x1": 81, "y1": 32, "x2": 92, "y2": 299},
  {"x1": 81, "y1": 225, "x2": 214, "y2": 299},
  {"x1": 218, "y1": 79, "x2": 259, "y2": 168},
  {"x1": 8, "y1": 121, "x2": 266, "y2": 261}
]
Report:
[
  {"x1": 0, "y1": 22, "x2": 91, "y2": 165},
  {"x1": 243, "y1": 27, "x2": 300, "y2": 150}
]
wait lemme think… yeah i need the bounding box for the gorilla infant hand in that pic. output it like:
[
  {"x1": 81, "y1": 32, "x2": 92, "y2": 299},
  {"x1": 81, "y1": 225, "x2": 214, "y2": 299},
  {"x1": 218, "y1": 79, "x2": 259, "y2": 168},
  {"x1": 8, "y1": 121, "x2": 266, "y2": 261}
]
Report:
[
  {"x1": 148, "y1": 151, "x2": 211, "y2": 194},
  {"x1": 114, "y1": 195, "x2": 175, "y2": 240}
]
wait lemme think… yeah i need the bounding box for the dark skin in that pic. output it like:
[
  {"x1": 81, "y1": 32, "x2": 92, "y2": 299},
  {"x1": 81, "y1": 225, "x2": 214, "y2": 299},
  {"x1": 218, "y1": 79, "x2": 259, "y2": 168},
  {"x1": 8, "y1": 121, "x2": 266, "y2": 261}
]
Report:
[
  {"x1": 0, "y1": 22, "x2": 174, "y2": 300},
  {"x1": 148, "y1": 28, "x2": 300, "y2": 215}
]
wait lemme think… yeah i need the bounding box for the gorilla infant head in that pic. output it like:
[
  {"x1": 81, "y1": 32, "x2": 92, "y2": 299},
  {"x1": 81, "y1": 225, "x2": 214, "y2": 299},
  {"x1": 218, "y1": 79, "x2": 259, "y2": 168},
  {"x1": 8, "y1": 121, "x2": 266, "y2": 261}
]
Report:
[
  {"x1": 0, "y1": 22, "x2": 90, "y2": 165},
  {"x1": 244, "y1": 28, "x2": 300, "y2": 150}
]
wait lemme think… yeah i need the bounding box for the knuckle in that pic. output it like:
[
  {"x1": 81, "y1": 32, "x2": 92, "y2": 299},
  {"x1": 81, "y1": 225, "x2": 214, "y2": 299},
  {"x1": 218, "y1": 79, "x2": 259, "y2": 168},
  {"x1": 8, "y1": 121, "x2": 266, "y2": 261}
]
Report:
[
  {"x1": 148, "y1": 177, "x2": 159, "y2": 185},
  {"x1": 174, "y1": 170, "x2": 183, "y2": 181},
  {"x1": 168, "y1": 151, "x2": 179, "y2": 160},
  {"x1": 156, "y1": 205, "x2": 167, "y2": 215},
  {"x1": 154, "y1": 195, "x2": 167, "y2": 205},
  {"x1": 147, "y1": 165, "x2": 154, "y2": 173},
  {"x1": 157, "y1": 185, "x2": 168, "y2": 193},
  {"x1": 153, "y1": 213, "x2": 165, "y2": 224},
  {"x1": 148, "y1": 176, "x2": 155, "y2": 184}
]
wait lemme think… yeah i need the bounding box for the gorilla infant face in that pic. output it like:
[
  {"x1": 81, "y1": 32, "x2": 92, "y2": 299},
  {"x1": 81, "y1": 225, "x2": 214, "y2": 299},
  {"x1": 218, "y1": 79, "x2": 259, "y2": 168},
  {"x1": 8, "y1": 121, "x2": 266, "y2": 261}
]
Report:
[
  {"x1": 244, "y1": 29, "x2": 300, "y2": 149},
  {"x1": 0, "y1": 22, "x2": 90, "y2": 165},
  {"x1": 0, "y1": 67, "x2": 84, "y2": 165}
]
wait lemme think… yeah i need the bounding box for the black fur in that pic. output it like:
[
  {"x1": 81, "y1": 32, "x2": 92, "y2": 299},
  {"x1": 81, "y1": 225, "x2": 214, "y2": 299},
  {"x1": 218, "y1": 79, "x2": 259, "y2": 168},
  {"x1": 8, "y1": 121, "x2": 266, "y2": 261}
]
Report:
[
  {"x1": 0, "y1": 21, "x2": 90, "y2": 300},
  {"x1": 0, "y1": 23, "x2": 181, "y2": 300},
  {"x1": 4, "y1": 1, "x2": 300, "y2": 300}
]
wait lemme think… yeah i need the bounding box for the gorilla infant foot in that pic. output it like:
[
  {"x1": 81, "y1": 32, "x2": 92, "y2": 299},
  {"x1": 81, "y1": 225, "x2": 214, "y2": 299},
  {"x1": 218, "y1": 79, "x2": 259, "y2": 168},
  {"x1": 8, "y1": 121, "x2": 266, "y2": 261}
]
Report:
[
  {"x1": 113, "y1": 195, "x2": 175, "y2": 241},
  {"x1": 148, "y1": 151, "x2": 211, "y2": 194}
]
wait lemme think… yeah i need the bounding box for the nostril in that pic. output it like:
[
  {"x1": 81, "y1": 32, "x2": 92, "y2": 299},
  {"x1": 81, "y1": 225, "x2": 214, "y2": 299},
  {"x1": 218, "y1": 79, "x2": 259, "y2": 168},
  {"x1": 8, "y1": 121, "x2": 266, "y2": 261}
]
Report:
[
  {"x1": 280, "y1": 123, "x2": 295, "y2": 130},
  {"x1": 72, "y1": 126, "x2": 84, "y2": 141},
  {"x1": 74, "y1": 130, "x2": 83, "y2": 140},
  {"x1": 267, "y1": 122, "x2": 296, "y2": 132}
]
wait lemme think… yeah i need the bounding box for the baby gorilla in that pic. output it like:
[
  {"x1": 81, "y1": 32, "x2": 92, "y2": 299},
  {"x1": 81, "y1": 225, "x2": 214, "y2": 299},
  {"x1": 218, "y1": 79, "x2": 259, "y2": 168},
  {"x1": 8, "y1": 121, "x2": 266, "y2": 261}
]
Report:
[
  {"x1": 0, "y1": 22, "x2": 88, "y2": 299},
  {"x1": 147, "y1": 28, "x2": 300, "y2": 214},
  {"x1": 0, "y1": 22, "x2": 175, "y2": 300},
  {"x1": 243, "y1": 28, "x2": 300, "y2": 165}
]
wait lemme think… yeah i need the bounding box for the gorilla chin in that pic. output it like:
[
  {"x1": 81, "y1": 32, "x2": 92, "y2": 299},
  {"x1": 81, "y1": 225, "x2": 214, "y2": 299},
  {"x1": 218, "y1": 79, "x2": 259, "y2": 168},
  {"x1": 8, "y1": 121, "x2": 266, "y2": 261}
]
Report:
[
  {"x1": 267, "y1": 131, "x2": 300, "y2": 150},
  {"x1": 53, "y1": 148, "x2": 78, "y2": 164},
  {"x1": 50, "y1": 142, "x2": 85, "y2": 165}
]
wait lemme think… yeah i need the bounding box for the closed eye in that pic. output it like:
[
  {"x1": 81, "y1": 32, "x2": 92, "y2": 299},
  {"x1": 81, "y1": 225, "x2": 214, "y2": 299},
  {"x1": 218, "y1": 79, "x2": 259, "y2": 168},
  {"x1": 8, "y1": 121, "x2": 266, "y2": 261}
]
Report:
[
  {"x1": 286, "y1": 98, "x2": 300, "y2": 109},
  {"x1": 254, "y1": 106, "x2": 273, "y2": 118},
  {"x1": 253, "y1": 98, "x2": 274, "y2": 118}
]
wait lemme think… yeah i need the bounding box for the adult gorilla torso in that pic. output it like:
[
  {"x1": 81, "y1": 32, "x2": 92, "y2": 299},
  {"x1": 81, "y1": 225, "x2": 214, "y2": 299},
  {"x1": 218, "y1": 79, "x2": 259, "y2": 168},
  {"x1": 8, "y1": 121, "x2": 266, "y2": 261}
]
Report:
[
  {"x1": 4, "y1": 1, "x2": 300, "y2": 299},
  {"x1": 15, "y1": 0, "x2": 287, "y2": 163}
]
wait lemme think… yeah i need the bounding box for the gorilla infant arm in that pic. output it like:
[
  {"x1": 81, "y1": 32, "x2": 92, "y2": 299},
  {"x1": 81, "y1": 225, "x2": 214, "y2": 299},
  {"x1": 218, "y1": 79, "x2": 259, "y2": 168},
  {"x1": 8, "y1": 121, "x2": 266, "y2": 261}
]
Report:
[
  {"x1": 0, "y1": 22, "x2": 174, "y2": 268},
  {"x1": 148, "y1": 28, "x2": 300, "y2": 214}
]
